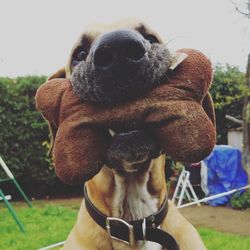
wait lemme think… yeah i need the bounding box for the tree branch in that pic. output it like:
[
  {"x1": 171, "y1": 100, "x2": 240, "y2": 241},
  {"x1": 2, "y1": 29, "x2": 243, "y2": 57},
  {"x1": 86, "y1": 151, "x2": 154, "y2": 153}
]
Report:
[
  {"x1": 225, "y1": 114, "x2": 243, "y2": 124},
  {"x1": 231, "y1": 1, "x2": 250, "y2": 17}
]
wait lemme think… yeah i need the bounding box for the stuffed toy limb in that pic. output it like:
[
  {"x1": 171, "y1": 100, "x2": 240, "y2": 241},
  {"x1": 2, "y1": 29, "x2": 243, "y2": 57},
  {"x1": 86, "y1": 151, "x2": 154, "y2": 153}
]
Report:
[{"x1": 36, "y1": 48, "x2": 216, "y2": 185}]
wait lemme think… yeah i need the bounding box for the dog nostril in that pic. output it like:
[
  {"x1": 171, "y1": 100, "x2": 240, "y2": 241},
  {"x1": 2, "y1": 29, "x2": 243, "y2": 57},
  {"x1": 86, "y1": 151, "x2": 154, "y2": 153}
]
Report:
[
  {"x1": 94, "y1": 47, "x2": 114, "y2": 67},
  {"x1": 92, "y1": 29, "x2": 147, "y2": 68},
  {"x1": 123, "y1": 41, "x2": 146, "y2": 61}
]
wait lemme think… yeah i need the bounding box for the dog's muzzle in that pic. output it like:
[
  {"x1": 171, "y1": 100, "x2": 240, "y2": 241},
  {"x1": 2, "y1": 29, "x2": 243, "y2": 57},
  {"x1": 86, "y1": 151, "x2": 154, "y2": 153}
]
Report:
[
  {"x1": 71, "y1": 28, "x2": 171, "y2": 103},
  {"x1": 91, "y1": 29, "x2": 147, "y2": 72}
]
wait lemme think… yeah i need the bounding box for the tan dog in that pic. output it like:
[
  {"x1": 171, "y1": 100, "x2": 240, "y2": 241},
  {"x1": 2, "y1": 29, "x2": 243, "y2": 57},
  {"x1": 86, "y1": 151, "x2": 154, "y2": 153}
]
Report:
[
  {"x1": 63, "y1": 156, "x2": 207, "y2": 250},
  {"x1": 39, "y1": 20, "x2": 211, "y2": 249}
]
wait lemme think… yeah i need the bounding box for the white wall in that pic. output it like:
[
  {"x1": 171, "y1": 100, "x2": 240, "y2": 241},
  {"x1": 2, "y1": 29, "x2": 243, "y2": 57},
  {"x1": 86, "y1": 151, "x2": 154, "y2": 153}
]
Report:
[{"x1": 228, "y1": 130, "x2": 243, "y2": 151}]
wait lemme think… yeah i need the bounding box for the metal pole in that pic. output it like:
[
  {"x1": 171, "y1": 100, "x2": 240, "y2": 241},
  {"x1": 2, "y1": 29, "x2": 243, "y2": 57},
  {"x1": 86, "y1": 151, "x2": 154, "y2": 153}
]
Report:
[
  {"x1": 177, "y1": 171, "x2": 189, "y2": 207},
  {"x1": 38, "y1": 241, "x2": 65, "y2": 250},
  {"x1": 0, "y1": 188, "x2": 25, "y2": 233},
  {"x1": 172, "y1": 170, "x2": 184, "y2": 203},
  {"x1": 0, "y1": 156, "x2": 32, "y2": 207},
  {"x1": 12, "y1": 178, "x2": 32, "y2": 207},
  {"x1": 178, "y1": 184, "x2": 250, "y2": 209},
  {"x1": 0, "y1": 156, "x2": 14, "y2": 179}
]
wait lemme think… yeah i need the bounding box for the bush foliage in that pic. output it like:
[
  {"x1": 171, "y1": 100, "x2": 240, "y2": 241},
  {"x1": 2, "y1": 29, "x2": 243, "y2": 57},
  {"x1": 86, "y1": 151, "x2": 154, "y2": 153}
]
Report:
[
  {"x1": 230, "y1": 189, "x2": 250, "y2": 209},
  {"x1": 0, "y1": 76, "x2": 57, "y2": 192},
  {"x1": 210, "y1": 64, "x2": 245, "y2": 144}
]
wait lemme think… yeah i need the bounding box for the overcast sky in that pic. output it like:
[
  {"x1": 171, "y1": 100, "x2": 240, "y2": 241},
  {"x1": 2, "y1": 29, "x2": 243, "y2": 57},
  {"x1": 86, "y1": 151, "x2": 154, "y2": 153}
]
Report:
[{"x1": 0, "y1": 0, "x2": 249, "y2": 77}]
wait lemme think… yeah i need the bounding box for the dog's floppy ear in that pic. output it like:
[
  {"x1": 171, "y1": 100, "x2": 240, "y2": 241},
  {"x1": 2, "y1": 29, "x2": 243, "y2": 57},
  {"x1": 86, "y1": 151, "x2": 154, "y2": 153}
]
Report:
[
  {"x1": 202, "y1": 92, "x2": 216, "y2": 126},
  {"x1": 48, "y1": 68, "x2": 66, "y2": 80},
  {"x1": 35, "y1": 78, "x2": 69, "y2": 155},
  {"x1": 35, "y1": 78, "x2": 69, "y2": 127},
  {"x1": 38, "y1": 68, "x2": 67, "y2": 151}
]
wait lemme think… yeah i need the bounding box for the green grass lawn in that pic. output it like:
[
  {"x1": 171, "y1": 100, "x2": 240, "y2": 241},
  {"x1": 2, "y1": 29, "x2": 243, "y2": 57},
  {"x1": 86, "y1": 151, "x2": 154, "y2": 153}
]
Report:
[
  {"x1": 0, "y1": 200, "x2": 250, "y2": 250},
  {"x1": 199, "y1": 228, "x2": 250, "y2": 250}
]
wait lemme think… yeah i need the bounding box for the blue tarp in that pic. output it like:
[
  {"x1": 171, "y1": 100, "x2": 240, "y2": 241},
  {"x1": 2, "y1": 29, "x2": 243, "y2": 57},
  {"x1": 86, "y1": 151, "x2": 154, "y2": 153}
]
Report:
[{"x1": 203, "y1": 145, "x2": 248, "y2": 206}]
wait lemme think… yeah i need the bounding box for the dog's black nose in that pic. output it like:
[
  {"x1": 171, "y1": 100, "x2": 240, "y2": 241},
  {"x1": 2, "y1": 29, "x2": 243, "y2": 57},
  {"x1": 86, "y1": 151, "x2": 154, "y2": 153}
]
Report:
[{"x1": 92, "y1": 29, "x2": 147, "y2": 68}]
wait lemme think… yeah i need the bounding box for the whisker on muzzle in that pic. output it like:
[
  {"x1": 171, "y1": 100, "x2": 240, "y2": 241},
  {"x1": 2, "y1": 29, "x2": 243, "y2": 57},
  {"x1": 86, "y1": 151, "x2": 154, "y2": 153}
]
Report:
[{"x1": 163, "y1": 35, "x2": 188, "y2": 47}]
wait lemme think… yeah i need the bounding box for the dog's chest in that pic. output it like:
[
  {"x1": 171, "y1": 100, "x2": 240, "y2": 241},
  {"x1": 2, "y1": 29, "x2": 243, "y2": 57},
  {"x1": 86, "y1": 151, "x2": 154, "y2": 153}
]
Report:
[
  {"x1": 112, "y1": 173, "x2": 162, "y2": 250},
  {"x1": 123, "y1": 177, "x2": 158, "y2": 220}
]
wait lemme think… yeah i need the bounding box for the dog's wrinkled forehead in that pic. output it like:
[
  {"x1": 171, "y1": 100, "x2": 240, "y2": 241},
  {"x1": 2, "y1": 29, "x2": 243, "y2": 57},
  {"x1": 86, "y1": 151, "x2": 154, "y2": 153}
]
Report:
[{"x1": 67, "y1": 20, "x2": 163, "y2": 74}]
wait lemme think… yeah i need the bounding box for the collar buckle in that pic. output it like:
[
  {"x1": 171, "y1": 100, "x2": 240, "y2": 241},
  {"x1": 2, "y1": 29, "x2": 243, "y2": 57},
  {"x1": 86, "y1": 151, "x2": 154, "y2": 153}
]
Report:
[{"x1": 106, "y1": 217, "x2": 135, "y2": 246}]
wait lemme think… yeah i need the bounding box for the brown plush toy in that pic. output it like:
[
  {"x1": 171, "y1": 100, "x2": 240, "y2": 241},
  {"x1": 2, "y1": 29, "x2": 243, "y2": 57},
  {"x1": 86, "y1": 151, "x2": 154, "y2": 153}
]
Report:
[{"x1": 36, "y1": 48, "x2": 216, "y2": 185}]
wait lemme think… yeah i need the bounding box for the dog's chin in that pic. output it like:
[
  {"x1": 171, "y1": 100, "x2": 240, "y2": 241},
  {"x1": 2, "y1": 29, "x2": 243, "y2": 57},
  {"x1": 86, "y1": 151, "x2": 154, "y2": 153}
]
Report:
[{"x1": 117, "y1": 159, "x2": 151, "y2": 175}]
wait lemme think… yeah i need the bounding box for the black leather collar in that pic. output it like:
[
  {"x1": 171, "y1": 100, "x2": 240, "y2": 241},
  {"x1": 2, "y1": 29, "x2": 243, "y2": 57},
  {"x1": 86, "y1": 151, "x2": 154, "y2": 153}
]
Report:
[{"x1": 84, "y1": 185, "x2": 180, "y2": 250}]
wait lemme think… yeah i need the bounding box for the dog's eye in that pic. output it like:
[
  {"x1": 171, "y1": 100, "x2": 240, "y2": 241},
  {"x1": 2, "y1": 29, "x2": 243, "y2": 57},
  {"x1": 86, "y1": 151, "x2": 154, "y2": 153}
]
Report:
[
  {"x1": 144, "y1": 34, "x2": 159, "y2": 44},
  {"x1": 77, "y1": 51, "x2": 87, "y2": 61},
  {"x1": 72, "y1": 47, "x2": 88, "y2": 66}
]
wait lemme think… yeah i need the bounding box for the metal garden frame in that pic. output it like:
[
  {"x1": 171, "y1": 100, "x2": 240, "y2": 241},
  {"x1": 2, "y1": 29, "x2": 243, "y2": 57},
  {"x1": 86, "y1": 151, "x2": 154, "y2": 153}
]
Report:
[{"x1": 0, "y1": 156, "x2": 32, "y2": 233}]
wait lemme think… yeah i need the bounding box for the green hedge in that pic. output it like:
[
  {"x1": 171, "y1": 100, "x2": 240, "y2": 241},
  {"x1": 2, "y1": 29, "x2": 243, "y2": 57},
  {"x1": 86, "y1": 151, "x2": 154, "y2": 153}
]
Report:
[
  {"x1": 230, "y1": 189, "x2": 250, "y2": 209},
  {"x1": 210, "y1": 64, "x2": 245, "y2": 144},
  {"x1": 0, "y1": 76, "x2": 57, "y2": 189}
]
